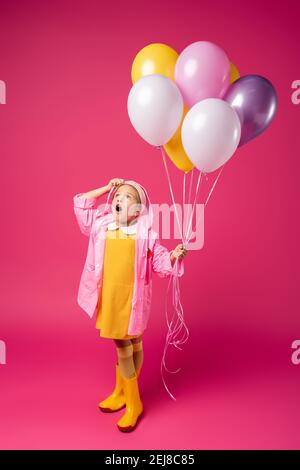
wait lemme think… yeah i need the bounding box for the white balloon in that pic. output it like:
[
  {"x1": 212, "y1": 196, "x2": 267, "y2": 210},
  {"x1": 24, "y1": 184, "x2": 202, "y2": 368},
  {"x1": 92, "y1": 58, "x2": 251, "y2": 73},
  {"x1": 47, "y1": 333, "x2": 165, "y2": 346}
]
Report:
[
  {"x1": 127, "y1": 74, "x2": 184, "y2": 146},
  {"x1": 181, "y1": 98, "x2": 241, "y2": 173}
]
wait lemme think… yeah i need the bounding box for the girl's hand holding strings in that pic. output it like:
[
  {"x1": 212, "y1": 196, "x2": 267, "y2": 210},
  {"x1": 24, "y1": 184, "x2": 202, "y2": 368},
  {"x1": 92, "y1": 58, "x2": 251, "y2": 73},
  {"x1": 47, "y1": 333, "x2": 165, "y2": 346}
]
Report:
[{"x1": 170, "y1": 244, "x2": 188, "y2": 263}]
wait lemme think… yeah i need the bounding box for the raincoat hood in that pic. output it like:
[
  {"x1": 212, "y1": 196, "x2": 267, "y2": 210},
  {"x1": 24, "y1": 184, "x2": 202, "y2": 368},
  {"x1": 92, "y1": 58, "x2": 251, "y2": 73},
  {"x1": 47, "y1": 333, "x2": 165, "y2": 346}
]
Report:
[{"x1": 98, "y1": 179, "x2": 154, "y2": 238}]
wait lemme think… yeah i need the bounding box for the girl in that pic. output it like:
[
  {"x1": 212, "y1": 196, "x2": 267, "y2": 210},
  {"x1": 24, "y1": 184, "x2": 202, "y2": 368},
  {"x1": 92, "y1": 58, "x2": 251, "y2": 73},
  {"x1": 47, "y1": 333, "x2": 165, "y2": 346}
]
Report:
[{"x1": 73, "y1": 178, "x2": 187, "y2": 432}]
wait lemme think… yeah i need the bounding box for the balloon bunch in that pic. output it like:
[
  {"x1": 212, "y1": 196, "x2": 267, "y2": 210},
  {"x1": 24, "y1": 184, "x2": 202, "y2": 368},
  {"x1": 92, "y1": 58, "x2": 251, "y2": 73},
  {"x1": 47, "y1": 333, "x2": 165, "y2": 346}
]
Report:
[
  {"x1": 128, "y1": 41, "x2": 278, "y2": 249},
  {"x1": 127, "y1": 41, "x2": 278, "y2": 400},
  {"x1": 128, "y1": 41, "x2": 278, "y2": 175}
]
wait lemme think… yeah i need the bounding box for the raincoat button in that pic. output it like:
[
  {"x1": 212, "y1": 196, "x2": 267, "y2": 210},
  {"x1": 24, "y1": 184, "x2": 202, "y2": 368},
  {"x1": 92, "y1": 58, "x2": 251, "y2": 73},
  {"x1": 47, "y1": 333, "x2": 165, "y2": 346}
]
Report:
[
  {"x1": 140, "y1": 275, "x2": 144, "y2": 279},
  {"x1": 142, "y1": 253, "x2": 146, "y2": 257},
  {"x1": 96, "y1": 263, "x2": 99, "y2": 267}
]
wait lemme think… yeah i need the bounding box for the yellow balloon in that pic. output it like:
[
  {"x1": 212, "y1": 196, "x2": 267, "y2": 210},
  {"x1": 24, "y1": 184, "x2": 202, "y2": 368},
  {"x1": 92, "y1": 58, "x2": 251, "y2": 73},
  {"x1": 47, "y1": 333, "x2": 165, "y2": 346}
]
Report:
[
  {"x1": 163, "y1": 105, "x2": 194, "y2": 173},
  {"x1": 230, "y1": 62, "x2": 240, "y2": 84},
  {"x1": 131, "y1": 43, "x2": 178, "y2": 84}
]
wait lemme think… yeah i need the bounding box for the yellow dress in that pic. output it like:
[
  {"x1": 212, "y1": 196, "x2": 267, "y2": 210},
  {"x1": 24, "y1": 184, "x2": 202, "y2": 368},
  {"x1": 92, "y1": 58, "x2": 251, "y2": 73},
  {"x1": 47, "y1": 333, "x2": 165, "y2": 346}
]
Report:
[{"x1": 95, "y1": 227, "x2": 139, "y2": 340}]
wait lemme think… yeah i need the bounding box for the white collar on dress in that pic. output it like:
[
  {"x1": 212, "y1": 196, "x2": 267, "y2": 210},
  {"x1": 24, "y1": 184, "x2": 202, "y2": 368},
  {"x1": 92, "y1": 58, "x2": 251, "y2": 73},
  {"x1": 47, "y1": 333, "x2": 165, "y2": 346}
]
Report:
[{"x1": 107, "y1": 221, "x2": 137, "y2": 235}]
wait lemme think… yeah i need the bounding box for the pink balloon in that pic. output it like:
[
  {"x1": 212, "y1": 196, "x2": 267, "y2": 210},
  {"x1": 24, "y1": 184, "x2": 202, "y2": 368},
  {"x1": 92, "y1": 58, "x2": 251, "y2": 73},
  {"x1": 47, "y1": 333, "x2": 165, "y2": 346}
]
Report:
[{"x1": 175, "y1": 41, "x2": 231, "y2": 108}]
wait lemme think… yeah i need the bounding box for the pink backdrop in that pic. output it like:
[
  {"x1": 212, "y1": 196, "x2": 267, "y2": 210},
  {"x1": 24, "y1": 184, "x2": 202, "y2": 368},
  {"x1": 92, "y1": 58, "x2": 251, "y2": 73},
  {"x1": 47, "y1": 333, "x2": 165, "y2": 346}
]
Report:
[{"x1": 0, "y1": 0, "x2": 299, "y2": 449}]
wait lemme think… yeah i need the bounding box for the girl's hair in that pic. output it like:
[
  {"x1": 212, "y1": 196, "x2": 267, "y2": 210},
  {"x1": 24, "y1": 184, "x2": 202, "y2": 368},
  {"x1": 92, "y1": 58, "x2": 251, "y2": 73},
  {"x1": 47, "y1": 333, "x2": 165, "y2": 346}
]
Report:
[{"x1": 114, "y1": 183, "x2": 141, "y2": 204}]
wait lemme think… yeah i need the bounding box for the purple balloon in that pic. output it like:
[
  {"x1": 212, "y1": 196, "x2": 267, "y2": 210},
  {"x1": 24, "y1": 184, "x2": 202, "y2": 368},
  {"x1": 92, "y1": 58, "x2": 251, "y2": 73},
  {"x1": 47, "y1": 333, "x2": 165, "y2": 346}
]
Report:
[{"x1": 224, "y1": 74, "x2": 278, "y2": 146}]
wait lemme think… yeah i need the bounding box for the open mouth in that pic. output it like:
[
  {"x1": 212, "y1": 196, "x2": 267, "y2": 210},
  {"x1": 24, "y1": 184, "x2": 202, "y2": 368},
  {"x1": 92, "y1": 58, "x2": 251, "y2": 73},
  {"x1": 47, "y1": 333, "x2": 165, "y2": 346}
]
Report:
[{"x1": 115, "y1": 203, "x2": 122, "y2": 213}]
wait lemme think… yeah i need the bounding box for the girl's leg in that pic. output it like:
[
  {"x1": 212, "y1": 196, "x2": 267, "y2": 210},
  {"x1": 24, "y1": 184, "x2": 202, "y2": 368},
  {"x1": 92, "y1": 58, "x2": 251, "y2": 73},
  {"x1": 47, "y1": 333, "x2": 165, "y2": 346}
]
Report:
[
  {"x1": 113, "y1": 339, "x2": 136, "y2": 379},
  {"x1": 116, "y1": 338, "x2": 144, "y2": 431},
  {"x1": 131, "y1": 336, "x2": 144, "y2": 372}
]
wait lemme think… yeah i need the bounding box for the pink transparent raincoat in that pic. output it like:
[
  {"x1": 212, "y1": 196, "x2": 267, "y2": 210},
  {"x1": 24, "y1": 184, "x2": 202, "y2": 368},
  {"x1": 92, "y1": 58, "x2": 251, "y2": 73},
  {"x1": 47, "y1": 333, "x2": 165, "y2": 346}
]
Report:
[{"x1": 73, "y1": 180, "x2": 184, "y2": 336}]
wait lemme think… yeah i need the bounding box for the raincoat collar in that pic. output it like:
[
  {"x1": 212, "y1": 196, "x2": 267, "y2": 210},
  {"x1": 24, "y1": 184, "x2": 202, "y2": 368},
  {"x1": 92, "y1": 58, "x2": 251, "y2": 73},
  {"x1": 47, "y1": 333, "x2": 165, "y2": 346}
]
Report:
[{"x1": 107, "y1": 220, "x2": 138, "y2": 234}]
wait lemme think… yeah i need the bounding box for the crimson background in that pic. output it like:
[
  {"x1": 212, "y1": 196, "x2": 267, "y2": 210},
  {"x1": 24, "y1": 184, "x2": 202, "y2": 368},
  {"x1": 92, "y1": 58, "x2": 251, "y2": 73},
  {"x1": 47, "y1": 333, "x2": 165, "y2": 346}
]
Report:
[{"x1": 0, "y1": 0, "x2": 299, "y2": 449}]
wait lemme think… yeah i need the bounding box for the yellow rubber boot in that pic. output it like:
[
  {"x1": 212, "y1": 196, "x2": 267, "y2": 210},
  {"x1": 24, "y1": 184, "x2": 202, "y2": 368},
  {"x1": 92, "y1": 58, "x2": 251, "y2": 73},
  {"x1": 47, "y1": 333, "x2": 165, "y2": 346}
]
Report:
[
  {"x1": 99, "y1": 364, "x2": 141, "y2": 413},
  {"x1": 99, "y1": 363, "x2": 125, "y2": 412},
  {"x1": 117, "y1": 373, "x2": 143, "y2": 432}
]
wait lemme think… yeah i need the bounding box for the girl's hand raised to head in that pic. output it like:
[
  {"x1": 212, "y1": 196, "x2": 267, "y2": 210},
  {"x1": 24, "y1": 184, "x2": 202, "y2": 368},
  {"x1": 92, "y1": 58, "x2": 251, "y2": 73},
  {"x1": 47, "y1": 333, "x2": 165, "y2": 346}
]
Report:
[{"x1": 106, "y1": 178, "x2": 125, "y2": 192}]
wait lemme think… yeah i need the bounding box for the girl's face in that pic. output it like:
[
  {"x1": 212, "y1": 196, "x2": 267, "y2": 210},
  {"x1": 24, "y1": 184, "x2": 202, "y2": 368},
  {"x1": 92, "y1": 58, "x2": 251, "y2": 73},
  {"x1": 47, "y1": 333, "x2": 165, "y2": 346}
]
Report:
[{"x1": 112, "y1": 184, "x2": 141, "y2": 226}]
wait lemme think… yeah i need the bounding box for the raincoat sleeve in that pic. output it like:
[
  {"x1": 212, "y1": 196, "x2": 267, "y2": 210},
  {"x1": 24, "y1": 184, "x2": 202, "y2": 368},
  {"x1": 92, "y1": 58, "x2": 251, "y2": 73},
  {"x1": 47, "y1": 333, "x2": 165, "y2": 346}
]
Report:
[
  {"x1": 73, "y1": 192, "x2": 99, "y2": 237},
  {"x1": 151, "y1": 237, "x2": 184, "y2": 278}
]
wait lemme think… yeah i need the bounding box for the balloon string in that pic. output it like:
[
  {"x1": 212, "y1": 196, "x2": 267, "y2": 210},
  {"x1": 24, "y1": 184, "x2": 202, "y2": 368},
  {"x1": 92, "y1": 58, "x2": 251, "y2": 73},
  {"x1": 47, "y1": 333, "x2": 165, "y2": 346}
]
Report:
[
  {"x1": 160, "y1": 146, "x2": 185, "y2": 246},
  {"x1": 158, "y1": 146, "x2": 190, "y2": 401},
  {"x1": 160, "y1": 258, "x2": 190, "y2": 401},
  {"x1": 161, "y1": 166, "x2": 224, "y2": 400},
  {"x1": 185, "y1": 171, "x2": 202, "y2": 244},
  {"x1": 182, "y1": 172, "x2": 186, "y2": 240},
  {"x1": 185, "y1": 165, "x2": 225, "y2": 245},
  {"x1": 157, "y1": 148, "x2": 225, "y2": 400},
  {"x1": 186, "y1": 169, "x2": 194, "y2": 243},
  {"x1": 204, "y1": 165, "x2": 225, "y2": 208}
]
